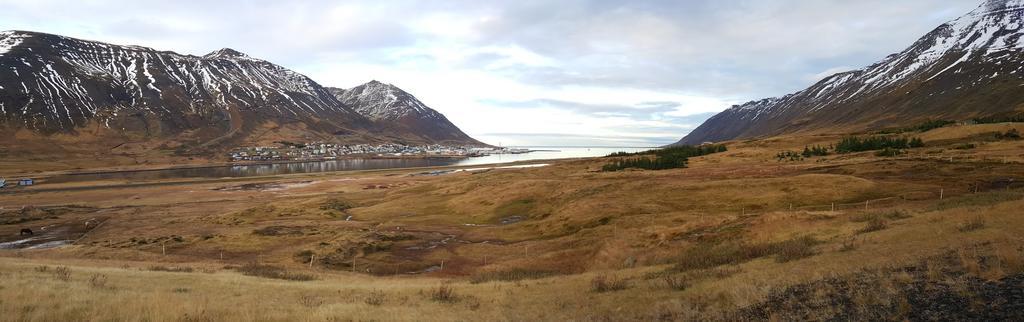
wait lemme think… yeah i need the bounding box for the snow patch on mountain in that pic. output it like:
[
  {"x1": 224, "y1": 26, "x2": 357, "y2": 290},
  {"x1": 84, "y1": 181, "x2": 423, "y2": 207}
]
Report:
[
  {"x1": 677, "y1": 0, "x2": 1024, "y2": 145},
  {"x1": 331, "y1": 80, "x2": 443, "y2": 121},
  {"x1": 0, "y1": 30, "x2": 359, "y2": 132},
  {"x1": 719, "y1": 0, "x2": 1024, "y2": 119},
  {"x1": 0, "y1": 31, "x2": 27, "y2": 57}
]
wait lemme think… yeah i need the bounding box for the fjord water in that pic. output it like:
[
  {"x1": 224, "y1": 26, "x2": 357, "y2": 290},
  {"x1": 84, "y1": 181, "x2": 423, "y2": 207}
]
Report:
[{"x1": 43, "y1": 147, "x2": 651, "y2": 183}]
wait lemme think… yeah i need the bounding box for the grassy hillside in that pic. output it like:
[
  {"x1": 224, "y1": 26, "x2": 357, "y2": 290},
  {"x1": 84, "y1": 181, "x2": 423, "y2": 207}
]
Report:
[{"x1": 2, "y1": 122, "x2": 1024, "y2": 320}]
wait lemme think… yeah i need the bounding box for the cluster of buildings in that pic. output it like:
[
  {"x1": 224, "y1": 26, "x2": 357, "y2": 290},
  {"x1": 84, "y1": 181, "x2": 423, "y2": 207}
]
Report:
[{"x1": 227, "y1": 143, "x2": 509, "y2": 162}]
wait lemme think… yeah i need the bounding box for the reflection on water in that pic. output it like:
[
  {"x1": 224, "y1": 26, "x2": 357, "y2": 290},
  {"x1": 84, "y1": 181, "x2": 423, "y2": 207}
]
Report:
[{"x1": 43, "y1": 147, "x2": 651, "y2": 184}]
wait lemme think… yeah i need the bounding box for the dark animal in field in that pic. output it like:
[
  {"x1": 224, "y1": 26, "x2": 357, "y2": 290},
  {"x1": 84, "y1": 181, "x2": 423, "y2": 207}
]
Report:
[{"x1": 19, "y1": 228, "x2": 33, "y2": 236}]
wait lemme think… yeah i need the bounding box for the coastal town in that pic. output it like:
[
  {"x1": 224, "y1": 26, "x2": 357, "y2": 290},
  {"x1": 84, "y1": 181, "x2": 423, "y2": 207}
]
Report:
[{"x1": 227, "y1": 142, "x2": 531, "y2": 162}]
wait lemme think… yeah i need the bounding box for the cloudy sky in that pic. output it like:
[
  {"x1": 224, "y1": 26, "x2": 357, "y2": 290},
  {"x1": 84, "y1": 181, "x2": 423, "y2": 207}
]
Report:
[{"x1": 0, "y1": 0, "x2": 982, "y2": 146}]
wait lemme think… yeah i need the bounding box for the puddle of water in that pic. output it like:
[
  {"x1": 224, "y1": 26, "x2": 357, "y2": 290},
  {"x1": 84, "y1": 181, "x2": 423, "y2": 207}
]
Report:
[
  {"x1": 0, "y1": 237, "x2": 39, "y2": 249},
  {"x1": 406, "y1": 265, "x2": 441, "y2": 275},
  {"x1": 500, "y1": 216, "x2": 525, "y2": 225},
  {"x1": 25, "y1": 240, "x2": 72, "y2": 250},
  {"x1": 0, "y1": 237, "x2": 73, "y2": 250}
]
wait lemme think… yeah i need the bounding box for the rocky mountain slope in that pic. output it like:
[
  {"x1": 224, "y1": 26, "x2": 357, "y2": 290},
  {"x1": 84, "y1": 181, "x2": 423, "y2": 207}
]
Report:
[
  {"x1": 677, "y1": 0, "x2": 1024, "y2": 145},
  {"x1": 328, "y1": 81, "x2": 483, "y2": 145},
  {"x1": 0, "y1": 31, "x2": 482, "y2": 156}
]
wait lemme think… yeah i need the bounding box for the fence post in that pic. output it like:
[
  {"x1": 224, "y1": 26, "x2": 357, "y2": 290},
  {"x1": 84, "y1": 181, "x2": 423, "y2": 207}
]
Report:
[
  {"x1": 162, "y1": 242, "x2": 166, "y2": 256},
  {"x1": 440, "y1": 260, "x2": 445, "y2": 271},
  {"x1": 865, "y1": 200, "x2": 869, "y2": 210},
  {"x1": 831, "y1": 203, "x2": 835, "y2": 212},
  {"x1": 309, "y1": 254, "x2": 315, "y2": 268},
  {"x1": 940, "y1": 189, "x2": 944, "y2": 200}
]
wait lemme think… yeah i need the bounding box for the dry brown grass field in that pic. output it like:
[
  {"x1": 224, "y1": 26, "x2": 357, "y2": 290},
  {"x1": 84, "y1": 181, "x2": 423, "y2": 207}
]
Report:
[{"x1": 2, "y1": 123, "x2": 1024, "y2": 321}]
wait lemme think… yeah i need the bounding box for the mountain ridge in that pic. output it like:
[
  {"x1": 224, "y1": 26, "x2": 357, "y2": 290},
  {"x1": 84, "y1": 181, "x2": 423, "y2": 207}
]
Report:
[
  {"x1": 327, "y1": 81, "x2": 484, "y2": 146},
  {"x1": 0, "y1": 30, "x2": 484, "y2": 157},
  {"x1": 676, "y1": 0, "x2": 1024, "y2": 145}
]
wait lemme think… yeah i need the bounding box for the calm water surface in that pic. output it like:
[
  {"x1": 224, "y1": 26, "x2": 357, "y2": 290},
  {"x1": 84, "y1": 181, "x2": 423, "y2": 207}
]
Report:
[{"x1": 43, "y1": 147, "x2": 651, "y2": 183}]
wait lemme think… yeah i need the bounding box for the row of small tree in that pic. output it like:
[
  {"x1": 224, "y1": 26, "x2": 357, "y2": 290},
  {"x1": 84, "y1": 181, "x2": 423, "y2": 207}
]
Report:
[
  {"x1": 877, "y1": 120, "x2": 955, "y2": 134},
  {"x1": 776, "y1": 144, "x2": 830, "y2": 162},
  {"x1": 602, "y1": 144, "x2": 728, "y2": 171},
  {"x1": 834, "y1": 136, "x2": 924, "y2": 153},
  {"x1": 973, "y1": 115, "x2": 1024, "y2": 124},
  {"x1": 601, "y1": 156, "x2": 687, "y2": 171},
  {"x1": 802, "y1": 145, "x2": 829, "y2": 157}
]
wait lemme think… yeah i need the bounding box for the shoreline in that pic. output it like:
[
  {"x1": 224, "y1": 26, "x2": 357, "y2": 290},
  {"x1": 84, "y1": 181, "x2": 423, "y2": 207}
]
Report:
[
  {"x1": 0, "y1": 154, "x2": 474, "y2": 179},
  {"x1": 0, "y1": 157, "x2": 584, "y2": 195}
]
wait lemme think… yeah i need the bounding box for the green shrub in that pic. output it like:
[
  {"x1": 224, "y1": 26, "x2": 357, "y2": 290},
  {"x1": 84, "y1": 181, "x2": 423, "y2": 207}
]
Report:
[
  {"x1": 602, "y1": 144, "x2": 726, "y2": 171},
  {"x1": 878, "y1": 120, "x2": 955, "y2": 134},
  {"x1": 802, "y1": 145, "x2": 830, "y2": 157},
  {"x1": 776, "y1": 150, "x2": 804, "y2": 162},
  {"x1": 972, "y1": 115, "x2": 1024, "y2": 124},
  {"x1": 835, "y1": 136, "x2": 922, "y2": 153}
]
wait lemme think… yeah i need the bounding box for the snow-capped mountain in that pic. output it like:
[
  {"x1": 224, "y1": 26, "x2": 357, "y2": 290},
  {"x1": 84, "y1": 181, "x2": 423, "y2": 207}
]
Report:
[
  {"x1": 677, "y1": 0, "x2": 1024, "y2": 145},
  {"x1": 328, "y1": 81, "x2": 482, "y2": 145},
  {"x1": 0, "y1": 31, "x2": 483, "y2": 154}
]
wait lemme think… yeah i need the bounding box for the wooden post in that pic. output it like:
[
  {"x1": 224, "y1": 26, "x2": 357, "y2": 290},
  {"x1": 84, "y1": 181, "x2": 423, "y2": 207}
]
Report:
[
  {"x1": 352, "y1": 258, "x2": 356, "y2": 273},
  {"x1": 220, "y1": 251, "x2": 224, "y2": 261},
  {"x1": 831, "y1": 203, "x2": 835, "y2": 212},
  {"x1": 309, "y1": 254, "x2": 315, "y2": 268},
  {"x1": 162, "y1": 242, "x2": 166, "y2": 256},
  {"x1": 789, "y1": 203, "x2": 793, "y2": 211},
  {"x1": 940, "y1": 189, "x2": 944, "y2": 200},
  {"x1": 440, "y1": 260, "x2": 444, "y2": 271},
  {"x1": 865, "y1": 200, "x2": 869, "y2": 210}
]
